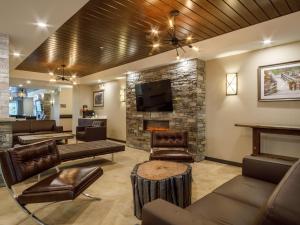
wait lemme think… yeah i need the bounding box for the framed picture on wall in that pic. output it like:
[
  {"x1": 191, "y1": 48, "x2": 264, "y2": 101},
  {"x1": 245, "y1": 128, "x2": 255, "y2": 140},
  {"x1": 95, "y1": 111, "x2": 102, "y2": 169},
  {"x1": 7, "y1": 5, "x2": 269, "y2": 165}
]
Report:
[
  {"x1": 93, "y1": 90, "x2": 104, "y2": 107},
  {"x1": 258, "y1": 61, "x2": 300, "y2": 101}
]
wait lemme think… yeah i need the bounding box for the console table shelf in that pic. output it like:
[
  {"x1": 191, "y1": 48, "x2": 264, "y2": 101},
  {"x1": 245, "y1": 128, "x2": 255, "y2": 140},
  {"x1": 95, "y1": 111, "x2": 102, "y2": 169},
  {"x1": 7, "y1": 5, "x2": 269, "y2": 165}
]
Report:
[{"x1": 235, "y1": 123, "x2": 300, "y2": 161}]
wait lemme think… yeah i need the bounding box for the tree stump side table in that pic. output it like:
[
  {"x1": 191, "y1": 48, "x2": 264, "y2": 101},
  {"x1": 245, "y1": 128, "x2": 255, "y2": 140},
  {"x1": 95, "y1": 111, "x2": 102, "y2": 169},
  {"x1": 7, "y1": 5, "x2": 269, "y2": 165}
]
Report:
[{"x1": 131, "y1": 160, "x2": 192, "y2": 219}]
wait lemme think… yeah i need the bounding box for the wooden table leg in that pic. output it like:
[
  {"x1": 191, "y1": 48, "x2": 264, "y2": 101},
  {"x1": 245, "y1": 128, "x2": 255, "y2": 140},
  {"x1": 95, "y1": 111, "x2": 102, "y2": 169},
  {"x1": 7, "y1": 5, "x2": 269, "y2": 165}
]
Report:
[
  {"x1": 65, "y1": 139, "x2": 68, "y2": 144},
  {"x1": 252, "y1": 128, "x2": 261, "y2": 156}
]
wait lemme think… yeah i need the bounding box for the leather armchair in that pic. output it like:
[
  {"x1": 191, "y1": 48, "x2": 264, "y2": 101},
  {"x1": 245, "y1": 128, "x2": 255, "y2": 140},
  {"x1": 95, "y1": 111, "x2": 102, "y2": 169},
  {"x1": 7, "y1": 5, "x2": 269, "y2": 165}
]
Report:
[
  {"x1": 0, "y1": 140, "x2": 103, "y2": 225},
  {"x1": 150, "y1": 131, "x2": 194, "y2": 163},
  {"x1": 76, "y1": 126, "x2": 106, "y2": 142}
]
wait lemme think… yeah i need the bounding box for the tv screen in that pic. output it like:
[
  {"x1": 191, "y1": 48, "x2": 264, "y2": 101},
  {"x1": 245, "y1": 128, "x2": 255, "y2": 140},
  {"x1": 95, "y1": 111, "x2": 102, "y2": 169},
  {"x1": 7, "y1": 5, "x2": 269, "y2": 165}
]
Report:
[{"x1": 135, "y1": 79, "x2": 173, "y2": 112}]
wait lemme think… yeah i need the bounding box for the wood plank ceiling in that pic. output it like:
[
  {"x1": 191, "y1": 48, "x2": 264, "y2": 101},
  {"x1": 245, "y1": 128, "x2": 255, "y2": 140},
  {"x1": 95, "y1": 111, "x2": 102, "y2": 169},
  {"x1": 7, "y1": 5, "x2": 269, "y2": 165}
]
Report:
[{"x1": 16, "y1": 0, "x2": 300, "y2": 77}]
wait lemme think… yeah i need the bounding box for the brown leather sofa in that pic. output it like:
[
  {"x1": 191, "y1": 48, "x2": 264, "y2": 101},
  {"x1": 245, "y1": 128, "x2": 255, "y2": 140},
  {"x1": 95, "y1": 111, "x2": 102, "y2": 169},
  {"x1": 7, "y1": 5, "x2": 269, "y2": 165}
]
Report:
[
  {"x1": 142, "y1": 156, "x2": 300, "y2": 225},
  {"x1": 150, "y1": 131, "x2": 194, "y2": 162},
  {"x1": 12, "y1": 120, "x2": 63, "y2": 145}
]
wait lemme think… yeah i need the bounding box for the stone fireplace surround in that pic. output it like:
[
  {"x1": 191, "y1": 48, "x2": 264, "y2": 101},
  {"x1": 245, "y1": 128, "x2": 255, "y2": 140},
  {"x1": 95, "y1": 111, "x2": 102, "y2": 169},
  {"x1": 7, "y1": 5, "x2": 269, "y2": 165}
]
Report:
[{"x1": 126, "y1": 58, "x2": 206, "y2": 160}]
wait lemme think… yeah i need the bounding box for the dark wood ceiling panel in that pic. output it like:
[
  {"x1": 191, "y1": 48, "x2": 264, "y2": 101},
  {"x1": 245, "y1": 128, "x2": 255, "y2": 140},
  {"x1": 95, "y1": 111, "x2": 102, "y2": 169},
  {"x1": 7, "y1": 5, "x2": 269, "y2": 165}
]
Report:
[
  {"x1": 192, "y1": 0, "x2": 242, "y2": 29},
  {"x1": 286, "y1": 0, "x2": 300, "y2": 11},
  {"x1": 238, "y1": 0, "x2": 269, "y2": 21},
  {"x1": 16, "y1": 0, "x2": 300, "y2": 77},
  {"x1": 270, "y1": 0, "x2": 292, "y2": 15},
  {"x1": 254, "y1": 0, "x2": 281, "y2": 18},
  {"x1": 176, "y1": 0, "x2": 233, "y2": 32},
  {"x1": 223, "y1": 0, "x2": 260, "y2": 24},
  {"x1": 206, "y1": 0, "x2": 250, "y2": 27}
]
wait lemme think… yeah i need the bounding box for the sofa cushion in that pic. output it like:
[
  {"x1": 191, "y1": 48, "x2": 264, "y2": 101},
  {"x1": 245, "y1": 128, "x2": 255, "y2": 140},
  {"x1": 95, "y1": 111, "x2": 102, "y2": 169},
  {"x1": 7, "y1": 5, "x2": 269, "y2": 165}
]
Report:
[
  {"x1": 12, "y1": 121, "x2": 31, "y2": 133},
  {"x1": 213, "y1": 175, "x2": 276, "y2": 208},
  {"x1": 31, "y1": 120, "x2": 55, "y2": 132},
  {"x1": 257, "y1": 159, "x2": 300, "y2": 225},
  {"x1": 33, "y1": 131, "x2": 57, "y2": 135},
  {"x1": 18, "y1": 166, "x2": 103, "y2": 204},
  {"x1": 186, "y1": 193, "x2": 260, "y2": 225},
  {"x1": 13, "y1": 132, "x2": 31, "y2": 144},
  {"x1": 150, "y1": 150, "x2": 194, "y2": 162}
]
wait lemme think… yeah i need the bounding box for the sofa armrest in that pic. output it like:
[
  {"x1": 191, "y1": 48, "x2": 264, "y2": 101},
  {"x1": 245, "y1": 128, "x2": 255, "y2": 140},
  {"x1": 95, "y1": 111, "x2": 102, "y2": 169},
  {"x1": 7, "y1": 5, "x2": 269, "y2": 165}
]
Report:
[
  {"x1": 55, "y1": 126, "x2": 63, "y2": 133},
  {"x1": 242, "y1": 156, "x2": 294, "y2": 184},
  {"x1": 142, "y1": 199, "x2": 200, "y2": 225}
]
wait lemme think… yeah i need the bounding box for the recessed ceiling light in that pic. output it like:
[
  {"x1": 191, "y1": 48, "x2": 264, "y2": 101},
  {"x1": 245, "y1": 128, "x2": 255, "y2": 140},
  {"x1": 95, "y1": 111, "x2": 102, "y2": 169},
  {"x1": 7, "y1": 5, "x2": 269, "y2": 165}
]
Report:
[
  {"x1": 18, "y1": 84, "x2": 23, "y2": 87},
  {"x1": 153, "y1": 43, "x2": 160, "y2": 48},
  {"x1": 13, "y1": 52, "x2": 21, "y2": 57},
  {"x1": 263, "y1": 39, "x2": 272, "y2": 45},
  {"x1": 36, "y1": 21, "x2": 48, "y2": 28},
  {"x1": 116, "y1": 76, "x2": 126, "y2": 80},
  {"x1": 26, "y1": 80, "x2": 31, "y2": 84},
  {"x1": 99, "y1": 46, "x2": 104, "y2": 50},
  {"x1": 187, "y1": 36, "x2": 192, "y2": 41},
  {"x1": 97, "y1": 79, "x2": 102, "y2": 83},
  {"x1": 192, "y1": 46, "x2": 199, "y2": 52}
]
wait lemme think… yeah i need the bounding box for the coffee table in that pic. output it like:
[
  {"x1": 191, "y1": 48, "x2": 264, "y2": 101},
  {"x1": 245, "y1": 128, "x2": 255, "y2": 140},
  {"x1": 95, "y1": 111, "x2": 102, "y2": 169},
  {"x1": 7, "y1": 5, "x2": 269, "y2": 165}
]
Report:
[
  {"x1": 131, "y1": 160, "x2": 192, "y2": 219},
  {"x1": 18, "y1": 133, "x2": 74, "y2": 145}
]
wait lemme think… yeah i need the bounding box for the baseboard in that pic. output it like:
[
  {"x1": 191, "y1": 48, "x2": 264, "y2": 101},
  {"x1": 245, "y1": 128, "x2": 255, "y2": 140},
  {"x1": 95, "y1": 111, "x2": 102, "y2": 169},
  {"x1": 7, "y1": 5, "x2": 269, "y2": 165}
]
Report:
[
  {"x1": 205, "y1": 156, "x2": 242, "y2": 167},
  {"x1": 107, "y1": 138, "x2": 126, "y2": 143}
]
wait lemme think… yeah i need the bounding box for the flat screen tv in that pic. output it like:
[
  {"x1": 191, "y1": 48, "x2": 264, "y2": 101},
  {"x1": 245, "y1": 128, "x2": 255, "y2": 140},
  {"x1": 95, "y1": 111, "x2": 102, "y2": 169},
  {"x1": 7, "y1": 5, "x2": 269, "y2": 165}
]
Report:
[{"x1": 135, "y1": 79, "x2": 173, "y2": 112}]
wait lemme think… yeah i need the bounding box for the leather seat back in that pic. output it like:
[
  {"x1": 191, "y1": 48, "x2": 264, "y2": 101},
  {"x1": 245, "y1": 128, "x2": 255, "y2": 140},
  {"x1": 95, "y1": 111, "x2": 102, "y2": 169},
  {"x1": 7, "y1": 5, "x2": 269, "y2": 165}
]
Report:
[
  {"x1": 151, "y1": 131, "x2": 188, "y2": 148},
  {"x1": 0, "y1": 141, "x2": 61, "y2": 187},
  {"x1": 12, "y1": 121, "x2": 31, "y2": 133},
  {"x1": 30, "y1": 120, "x2": 56, "y2": 133},
  {"x1": 258, "y1": 159, "x2": 300, "y2": 225}
]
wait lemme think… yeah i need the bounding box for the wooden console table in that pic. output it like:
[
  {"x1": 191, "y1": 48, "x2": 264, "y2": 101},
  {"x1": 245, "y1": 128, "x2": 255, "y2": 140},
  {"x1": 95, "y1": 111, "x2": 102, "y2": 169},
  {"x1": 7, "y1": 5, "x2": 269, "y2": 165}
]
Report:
[{"x1": 235, "y1": 123, "x2": 300, "y2": 161}]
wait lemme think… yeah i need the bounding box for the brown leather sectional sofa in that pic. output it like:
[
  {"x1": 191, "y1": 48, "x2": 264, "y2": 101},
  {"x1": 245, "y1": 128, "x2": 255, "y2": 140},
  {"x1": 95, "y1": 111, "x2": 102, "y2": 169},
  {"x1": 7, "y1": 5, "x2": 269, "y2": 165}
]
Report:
[
  {"x1": 12, "y1": 120, "x2": 63, "y2": 145},
  {"x1": 142, "y1": 156, "x2": 300, "y2": 225}
]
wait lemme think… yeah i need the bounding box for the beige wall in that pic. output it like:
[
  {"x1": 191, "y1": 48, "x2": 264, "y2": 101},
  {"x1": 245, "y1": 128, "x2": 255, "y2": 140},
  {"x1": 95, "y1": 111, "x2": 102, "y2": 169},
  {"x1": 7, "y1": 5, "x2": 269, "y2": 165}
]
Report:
[
  {"x1": 206, "y1": 42, "x2": 300, "y2": 163},
  {"x1": 93, "y1": 80, "x2": 126, "y2": 141},
  {"x1": 59, "y1": 88, "x2": 73, "y2": 131},
  {"x1": 72, "y1": 85, "x2": 93, "y2": 133},
  {"x1": 59, "y1": 88, "x2": 73, "y2": 114}
]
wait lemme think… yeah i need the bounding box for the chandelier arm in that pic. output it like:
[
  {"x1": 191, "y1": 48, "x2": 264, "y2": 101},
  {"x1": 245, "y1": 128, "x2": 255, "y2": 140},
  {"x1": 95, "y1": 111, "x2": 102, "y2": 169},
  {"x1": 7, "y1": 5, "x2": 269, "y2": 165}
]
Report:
[{"x1": 178, "y1": 43, "x2": 186, "y2": 53}]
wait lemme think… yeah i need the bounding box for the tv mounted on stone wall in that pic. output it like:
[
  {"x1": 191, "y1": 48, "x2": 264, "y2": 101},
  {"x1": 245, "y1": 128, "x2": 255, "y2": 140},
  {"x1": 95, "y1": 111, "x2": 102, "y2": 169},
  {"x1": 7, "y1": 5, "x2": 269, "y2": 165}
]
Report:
[{"x1": 135, "y1": 79, "x2": 173, "y2": 112}]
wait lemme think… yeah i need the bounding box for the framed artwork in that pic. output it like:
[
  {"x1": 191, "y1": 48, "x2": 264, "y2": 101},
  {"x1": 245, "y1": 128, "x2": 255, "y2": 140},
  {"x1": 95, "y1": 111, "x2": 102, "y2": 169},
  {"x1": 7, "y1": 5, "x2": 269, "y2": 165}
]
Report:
[
  {"x1": 93, "y1": 90, "x2": 104, "y2": 107},
  {"x1": 258, "y1": 61, "x2": 300, "y2": 101}
]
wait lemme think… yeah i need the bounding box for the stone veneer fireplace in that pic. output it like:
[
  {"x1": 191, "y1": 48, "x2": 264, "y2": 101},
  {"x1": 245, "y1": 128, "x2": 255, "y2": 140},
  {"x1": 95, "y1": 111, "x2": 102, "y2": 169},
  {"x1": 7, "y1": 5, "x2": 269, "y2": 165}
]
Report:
[{"x1": 126, "y1": 59, "x2": 206, "y2": 160}]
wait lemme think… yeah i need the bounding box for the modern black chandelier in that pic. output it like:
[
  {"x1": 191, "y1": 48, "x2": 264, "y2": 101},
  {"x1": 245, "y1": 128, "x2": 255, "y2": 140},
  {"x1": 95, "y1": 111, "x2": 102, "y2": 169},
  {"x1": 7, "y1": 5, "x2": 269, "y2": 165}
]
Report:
[
  {"x1": 149, "y1": 10, "x2": 199, "y2": 60},
  {"x1": 49, "y1": 64, "x2": 77, "y2": 85}
]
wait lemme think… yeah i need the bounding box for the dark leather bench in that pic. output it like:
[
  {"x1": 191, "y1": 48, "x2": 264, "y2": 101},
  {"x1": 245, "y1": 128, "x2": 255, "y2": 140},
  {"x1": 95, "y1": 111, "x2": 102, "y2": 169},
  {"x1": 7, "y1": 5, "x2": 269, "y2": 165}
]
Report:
[{"x1": 58, "y1": 140, "x2": 125, "y2": 162}]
